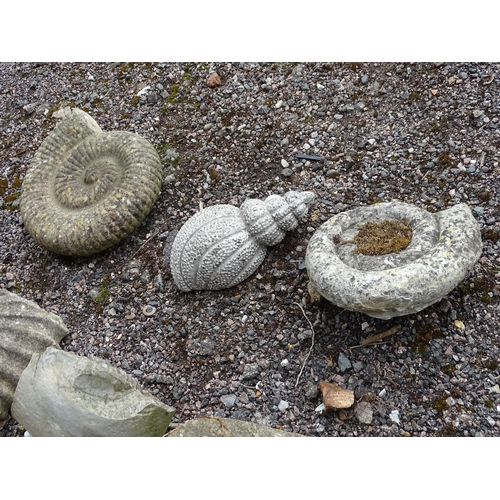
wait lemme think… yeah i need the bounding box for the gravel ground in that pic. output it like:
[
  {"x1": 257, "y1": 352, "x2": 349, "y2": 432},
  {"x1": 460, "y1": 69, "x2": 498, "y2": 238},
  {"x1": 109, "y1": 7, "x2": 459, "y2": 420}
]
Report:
[{"x1": 1, "y1": 62, "x2": 499, "y2": 437}]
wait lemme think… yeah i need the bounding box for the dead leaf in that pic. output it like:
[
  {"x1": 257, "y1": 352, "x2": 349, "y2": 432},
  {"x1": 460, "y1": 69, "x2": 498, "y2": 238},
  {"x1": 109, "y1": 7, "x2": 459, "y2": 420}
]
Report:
[
  {"x1": 454, "y1": 319, "x2": 465, "y2": 329},
  {"x1": 482, "y1": 73, "x2": 495, "y2": 85},
  {"x1": 318, "y1": 381, "x2": 354, "y2": 410},
  {"x1": 338, "y1": 408, "x2": 354, "y2": 420},
  {"x1": 307, "y1": 281, "x2": 322, "y2": 302}
]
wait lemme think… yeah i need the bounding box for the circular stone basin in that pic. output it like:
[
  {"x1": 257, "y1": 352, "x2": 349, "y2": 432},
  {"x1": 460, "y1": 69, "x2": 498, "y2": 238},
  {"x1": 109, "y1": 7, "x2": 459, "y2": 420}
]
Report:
[{"x1": 305, "y1": 201, "x2": 483, "y2": 319}]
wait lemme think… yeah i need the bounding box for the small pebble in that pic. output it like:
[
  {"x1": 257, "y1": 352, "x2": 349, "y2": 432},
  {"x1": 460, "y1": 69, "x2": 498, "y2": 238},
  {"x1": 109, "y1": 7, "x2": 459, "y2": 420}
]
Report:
[
  {"x1": 278, "y1": 400, "x2": 289, "y2": 412},
  {"x1": 142, "y1": 305, "x2": 156, "y2": 316},
  {"x1": 355, "y1": 402, "x2": 373, "y2": 424},
  {"x1": 220, "y1": 394, "x2": 237, "y2": 409},
  {"x1": 338, "y1": 352, "x2": 352, "y2": 372},
  {"x1": 389, "y1": 410, "x2": 400, "y2": 424}
]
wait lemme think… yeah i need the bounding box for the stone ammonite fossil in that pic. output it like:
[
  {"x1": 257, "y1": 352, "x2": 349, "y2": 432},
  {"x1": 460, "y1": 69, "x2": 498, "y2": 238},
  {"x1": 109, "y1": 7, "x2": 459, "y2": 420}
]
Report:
[
  {"x1": 305, "y1": 201, "x2": 483, "y2": 319},
  {"x1": 20, "y1": 108, "x2": 163, "y2": 256},
  {"x1": 170, "y1": 191, "x2": 315, "y2": 291}
]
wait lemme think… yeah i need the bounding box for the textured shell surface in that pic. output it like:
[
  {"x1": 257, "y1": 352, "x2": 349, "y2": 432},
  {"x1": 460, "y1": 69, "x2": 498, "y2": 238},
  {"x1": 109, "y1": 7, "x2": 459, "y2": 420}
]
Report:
[
  {"x1": 170, "y1": 191, "x2": 315, "y2": 291},
  {"x1": 19, "y1": 108, "x2": 163, "y2": 256},
  {"x1": 0, "y1": 290, "x2": 68, "y2": 421}
]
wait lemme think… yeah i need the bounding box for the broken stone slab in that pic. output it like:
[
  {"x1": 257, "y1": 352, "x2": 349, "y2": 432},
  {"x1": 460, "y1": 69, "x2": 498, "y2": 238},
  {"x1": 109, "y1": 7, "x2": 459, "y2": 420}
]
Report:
[
  {"x1": 0, "y1": 290, "x2": 68, "y2": 421},
  {"x1": 166, "y1": 417, "x2": 304, "y2": 437},
  {"x1": 305, "y1": 202, "x2": 482, "y2": 319},
  {"x1": 11, "y1": 347, "x2": 175, "y2": 436}
]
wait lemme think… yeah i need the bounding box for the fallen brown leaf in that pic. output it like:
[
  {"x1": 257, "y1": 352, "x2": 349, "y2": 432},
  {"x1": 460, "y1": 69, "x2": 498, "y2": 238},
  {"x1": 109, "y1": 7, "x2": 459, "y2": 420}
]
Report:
[{"x1": 318, "y1": 381, "x2": 354, "y2": 410}]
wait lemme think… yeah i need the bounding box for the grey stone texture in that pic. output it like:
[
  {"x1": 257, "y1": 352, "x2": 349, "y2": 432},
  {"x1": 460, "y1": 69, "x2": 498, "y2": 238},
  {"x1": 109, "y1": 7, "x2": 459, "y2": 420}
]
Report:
[
  {"x1": 166, "y1": 417, "x2": 304, "y2": 437},
  {"x1": 305, "y1": 201, "x2": 482, "y2": 319},
  {"x1": 20, "y1": 108, "x2": 163, "y2": 256},
  {"x1": 170, "y1": 191, "x2": 315, "y2": 291},
  {"x1": 0, "y1": 290, "x2": 68, "y2": 421},
  {"x1": 11, "y1": 347, "x2": 175, "y2": 436}
]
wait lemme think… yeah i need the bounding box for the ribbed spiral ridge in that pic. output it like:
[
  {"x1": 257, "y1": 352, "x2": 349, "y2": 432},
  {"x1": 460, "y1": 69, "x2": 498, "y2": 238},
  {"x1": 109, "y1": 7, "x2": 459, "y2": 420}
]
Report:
[{"x1": 20, "y1": 108, "x2": 163, "y2": 256}]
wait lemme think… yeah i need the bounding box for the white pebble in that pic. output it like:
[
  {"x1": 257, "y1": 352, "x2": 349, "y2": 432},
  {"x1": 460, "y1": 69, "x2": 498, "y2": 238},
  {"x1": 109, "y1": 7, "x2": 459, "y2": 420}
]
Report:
[
  {"x1": 281, "y1": 159, "x2": 289, "y2": 168},
  {"x1": 136, "y1": 85, "x2": 151, "y2": 96},
  {"x1": 142, "y1": 305, "x2": 156, "y2": 316},
  {"x1": 389, "y1": 410, "x2": 400, "y2": 424},
  {"x1": 278, "y1": 400, "x2": 289, "y2": 412}
]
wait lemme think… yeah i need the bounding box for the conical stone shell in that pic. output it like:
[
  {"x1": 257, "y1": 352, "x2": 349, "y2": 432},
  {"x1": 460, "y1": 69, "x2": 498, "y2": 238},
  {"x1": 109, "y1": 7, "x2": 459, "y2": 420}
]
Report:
[{"x1": 170, "y1": 191, "x2": 315, "y2": 291}]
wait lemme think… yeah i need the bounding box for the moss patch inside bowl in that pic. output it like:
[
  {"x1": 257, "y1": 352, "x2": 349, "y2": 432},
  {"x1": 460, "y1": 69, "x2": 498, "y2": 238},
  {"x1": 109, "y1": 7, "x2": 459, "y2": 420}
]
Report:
[{"x1": 344, "y1": 219, "x2": 412, "y2": 255}]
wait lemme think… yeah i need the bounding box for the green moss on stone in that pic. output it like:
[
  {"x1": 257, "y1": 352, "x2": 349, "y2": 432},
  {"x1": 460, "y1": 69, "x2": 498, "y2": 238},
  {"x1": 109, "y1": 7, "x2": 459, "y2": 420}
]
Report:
[{"x1": 344, "y1": 219, "x2": 412, "y2": 255}]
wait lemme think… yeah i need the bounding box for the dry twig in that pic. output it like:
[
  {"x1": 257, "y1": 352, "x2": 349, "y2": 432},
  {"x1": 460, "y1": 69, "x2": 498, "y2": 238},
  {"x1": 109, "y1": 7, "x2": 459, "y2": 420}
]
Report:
[
  {"x1": 128, "y1": 230, "x2": 159, "y2": 261},
  {"x1": 199, "y1": 416, "x2": 228, "y2": 436},
  {"x1": 294, "y1": 302, "x2": 315, "y2": 387},
  {"x1": 351, "y1": 325, "x2": 402, "y2": 348}
]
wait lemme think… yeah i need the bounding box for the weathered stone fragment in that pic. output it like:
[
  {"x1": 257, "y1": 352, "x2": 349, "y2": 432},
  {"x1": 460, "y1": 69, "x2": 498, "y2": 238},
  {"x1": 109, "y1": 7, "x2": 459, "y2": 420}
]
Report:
[
  {"x1": 305, "y1": 201, "x2": 482, "y2": 319},
  {"x1": 166, "y1": 417, "x2": 303, "y2": 437},
  {"x1": 0, "y1": 290, "x2": 68, "y2": 421},
  {"x1": 11, "y1": 347, "x2": 175, "y2": 437}
]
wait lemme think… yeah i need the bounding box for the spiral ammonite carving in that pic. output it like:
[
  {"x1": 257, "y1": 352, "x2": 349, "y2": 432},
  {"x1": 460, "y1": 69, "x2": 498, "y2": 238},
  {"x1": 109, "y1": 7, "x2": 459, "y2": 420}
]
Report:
[{"x1": 20, "y1": 108, "x2": 163, "y2": 256}]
